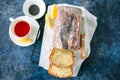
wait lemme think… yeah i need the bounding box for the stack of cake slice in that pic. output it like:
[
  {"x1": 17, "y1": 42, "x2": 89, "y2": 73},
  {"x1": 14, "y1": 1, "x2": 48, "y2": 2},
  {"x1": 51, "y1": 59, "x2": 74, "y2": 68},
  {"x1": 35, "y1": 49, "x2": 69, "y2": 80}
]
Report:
[{"x1": 48, "y1": 48, "x2": 74, "y2": 78}]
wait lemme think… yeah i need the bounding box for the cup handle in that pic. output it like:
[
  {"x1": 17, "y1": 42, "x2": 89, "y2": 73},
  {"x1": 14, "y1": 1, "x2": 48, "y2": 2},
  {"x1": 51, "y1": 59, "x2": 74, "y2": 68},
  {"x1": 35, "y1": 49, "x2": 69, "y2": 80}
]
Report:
[{"x1": 9, "y1": 17, "x2": 15, "y2": 22}]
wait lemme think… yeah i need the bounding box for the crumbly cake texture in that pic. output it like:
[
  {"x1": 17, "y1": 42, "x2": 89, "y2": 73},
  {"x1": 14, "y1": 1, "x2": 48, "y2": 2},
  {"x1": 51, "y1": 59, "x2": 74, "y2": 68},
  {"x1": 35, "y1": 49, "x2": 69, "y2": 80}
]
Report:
[
  {"x1": 49, "y1": 48, "x2": 74, "y2": 67},
  {"x1": 48, "y1": 64, "x2": 73, "y2": 78}
]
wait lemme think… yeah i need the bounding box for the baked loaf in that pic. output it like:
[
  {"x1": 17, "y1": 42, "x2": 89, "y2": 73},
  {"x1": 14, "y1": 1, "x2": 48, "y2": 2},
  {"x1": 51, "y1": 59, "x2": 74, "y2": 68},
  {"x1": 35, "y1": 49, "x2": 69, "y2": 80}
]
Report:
[
  {"x1": 48, "y1": 64, "x2": 73, "y2": 78},
  {"x1": 48, "y1": 5, "x2": 83, "y2": 78},
  {"x1": 49, "y1": 48, "x2": 74, "y2": 67},
  {"x1": 53, "y1": 6, "x2": 82, "y2": 50}
]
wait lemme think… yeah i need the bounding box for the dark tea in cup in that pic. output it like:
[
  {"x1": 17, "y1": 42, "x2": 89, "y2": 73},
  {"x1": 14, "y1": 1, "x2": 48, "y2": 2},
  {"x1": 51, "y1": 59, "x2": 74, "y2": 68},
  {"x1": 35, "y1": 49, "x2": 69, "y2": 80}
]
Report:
[{"x1": 14, "y1": 21, "x2": 30, "y2": 37}]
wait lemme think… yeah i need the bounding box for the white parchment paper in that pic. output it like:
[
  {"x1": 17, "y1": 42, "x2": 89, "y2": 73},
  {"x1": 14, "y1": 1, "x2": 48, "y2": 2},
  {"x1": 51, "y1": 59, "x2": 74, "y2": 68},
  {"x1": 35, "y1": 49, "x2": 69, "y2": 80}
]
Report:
[{"x1": 39, "y1": 4, "x2": 97, "y2": 77}]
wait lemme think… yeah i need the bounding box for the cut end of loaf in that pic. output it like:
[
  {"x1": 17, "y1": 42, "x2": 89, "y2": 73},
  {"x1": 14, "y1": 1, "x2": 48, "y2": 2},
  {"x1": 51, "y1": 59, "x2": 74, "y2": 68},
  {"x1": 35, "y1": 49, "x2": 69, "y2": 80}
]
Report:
[{"x1": 49, "y1": 48, "x2": 74, "y2": 67}]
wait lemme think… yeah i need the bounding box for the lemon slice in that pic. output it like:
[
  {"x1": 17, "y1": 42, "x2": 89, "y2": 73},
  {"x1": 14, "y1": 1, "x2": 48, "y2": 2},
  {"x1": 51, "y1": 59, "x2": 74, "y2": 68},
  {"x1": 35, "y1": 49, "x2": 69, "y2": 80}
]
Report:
[
  {"x1": 51, "y1": 4, "x2": 58, "y2": 19},
  {"x1": 18, "y1": 38, "x2": 32, "y2": 43},
  {"x1": 45, "y1": 13, "x2": 51, "y2": 28}
]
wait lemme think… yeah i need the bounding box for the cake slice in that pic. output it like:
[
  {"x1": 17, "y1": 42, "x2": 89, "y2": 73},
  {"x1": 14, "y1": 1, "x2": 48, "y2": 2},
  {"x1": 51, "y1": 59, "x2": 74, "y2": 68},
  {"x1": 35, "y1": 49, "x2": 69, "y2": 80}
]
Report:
[
  {"x1": 49, "y1": 48, "x2": 74, "y2": 67},
  {"x1": 48, "y1": 64, "x2": 73, "y2": 78}
]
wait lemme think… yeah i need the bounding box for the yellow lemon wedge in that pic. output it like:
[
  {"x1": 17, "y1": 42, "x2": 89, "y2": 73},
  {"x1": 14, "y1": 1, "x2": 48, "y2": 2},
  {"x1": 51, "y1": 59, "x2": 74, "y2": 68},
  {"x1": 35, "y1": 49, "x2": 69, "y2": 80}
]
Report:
[
  {"x1": 45, "y1": 13, "x2": 52, "y2": 28},
  {"x1": 51, "y1": 4, "x2": 58, "y2": 19},
  {"x1": 18, "y1": 38, "x2": 32, "y2": 43}
]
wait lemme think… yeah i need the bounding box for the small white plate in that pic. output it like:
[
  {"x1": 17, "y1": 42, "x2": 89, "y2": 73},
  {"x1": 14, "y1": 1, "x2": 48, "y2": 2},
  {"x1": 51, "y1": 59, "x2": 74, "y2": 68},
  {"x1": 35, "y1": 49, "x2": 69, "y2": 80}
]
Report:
[
  {"x1": 23, "y1": 0, "x2": 46, "y2": 19},
  {"x1": 9, "y1": 16, "x2": 40, "y2": 47}
]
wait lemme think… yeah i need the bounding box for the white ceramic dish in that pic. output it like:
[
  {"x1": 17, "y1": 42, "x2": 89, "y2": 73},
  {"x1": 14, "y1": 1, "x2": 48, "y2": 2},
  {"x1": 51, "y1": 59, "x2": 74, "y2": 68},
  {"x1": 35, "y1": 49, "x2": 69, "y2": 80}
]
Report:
[
  {"x1": 23, "y1": 0, "x2": 46, "y2": 19},
  {"x1": 9, "y1": 16, "x2": 40, "y2": 47}
]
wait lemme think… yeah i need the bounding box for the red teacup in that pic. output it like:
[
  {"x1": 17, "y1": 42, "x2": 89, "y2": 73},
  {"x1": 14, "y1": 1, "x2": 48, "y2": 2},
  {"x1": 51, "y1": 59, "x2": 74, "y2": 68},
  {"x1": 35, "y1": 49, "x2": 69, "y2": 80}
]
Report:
[{"x1": 10, "y1": 17, "x2": 31, "y2": 38}]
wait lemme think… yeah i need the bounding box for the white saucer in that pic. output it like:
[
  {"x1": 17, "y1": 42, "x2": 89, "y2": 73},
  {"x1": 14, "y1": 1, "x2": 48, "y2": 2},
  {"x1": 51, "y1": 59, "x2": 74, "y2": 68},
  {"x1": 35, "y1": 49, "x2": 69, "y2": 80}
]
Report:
[
  {"x1": 23, "y1": 0, "x2": 46, "y2": 19},
  {"x1": 9, "y1": 16, "x2": 40, "y2": 47}
]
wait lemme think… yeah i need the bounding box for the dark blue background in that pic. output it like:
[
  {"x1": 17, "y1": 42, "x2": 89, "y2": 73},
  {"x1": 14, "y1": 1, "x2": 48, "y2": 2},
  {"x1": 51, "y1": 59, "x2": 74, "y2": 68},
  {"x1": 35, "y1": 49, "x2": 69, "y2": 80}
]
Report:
[{"x1": 0, "y1": 0, "x2": 120, "y2": 80}]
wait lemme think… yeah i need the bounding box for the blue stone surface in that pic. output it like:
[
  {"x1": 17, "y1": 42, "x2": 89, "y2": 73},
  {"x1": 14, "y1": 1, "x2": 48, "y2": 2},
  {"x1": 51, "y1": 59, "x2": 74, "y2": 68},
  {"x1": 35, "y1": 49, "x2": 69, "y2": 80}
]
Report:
[{"x1": 0, "y1": 0, "x2": 120, "y2": 80}]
